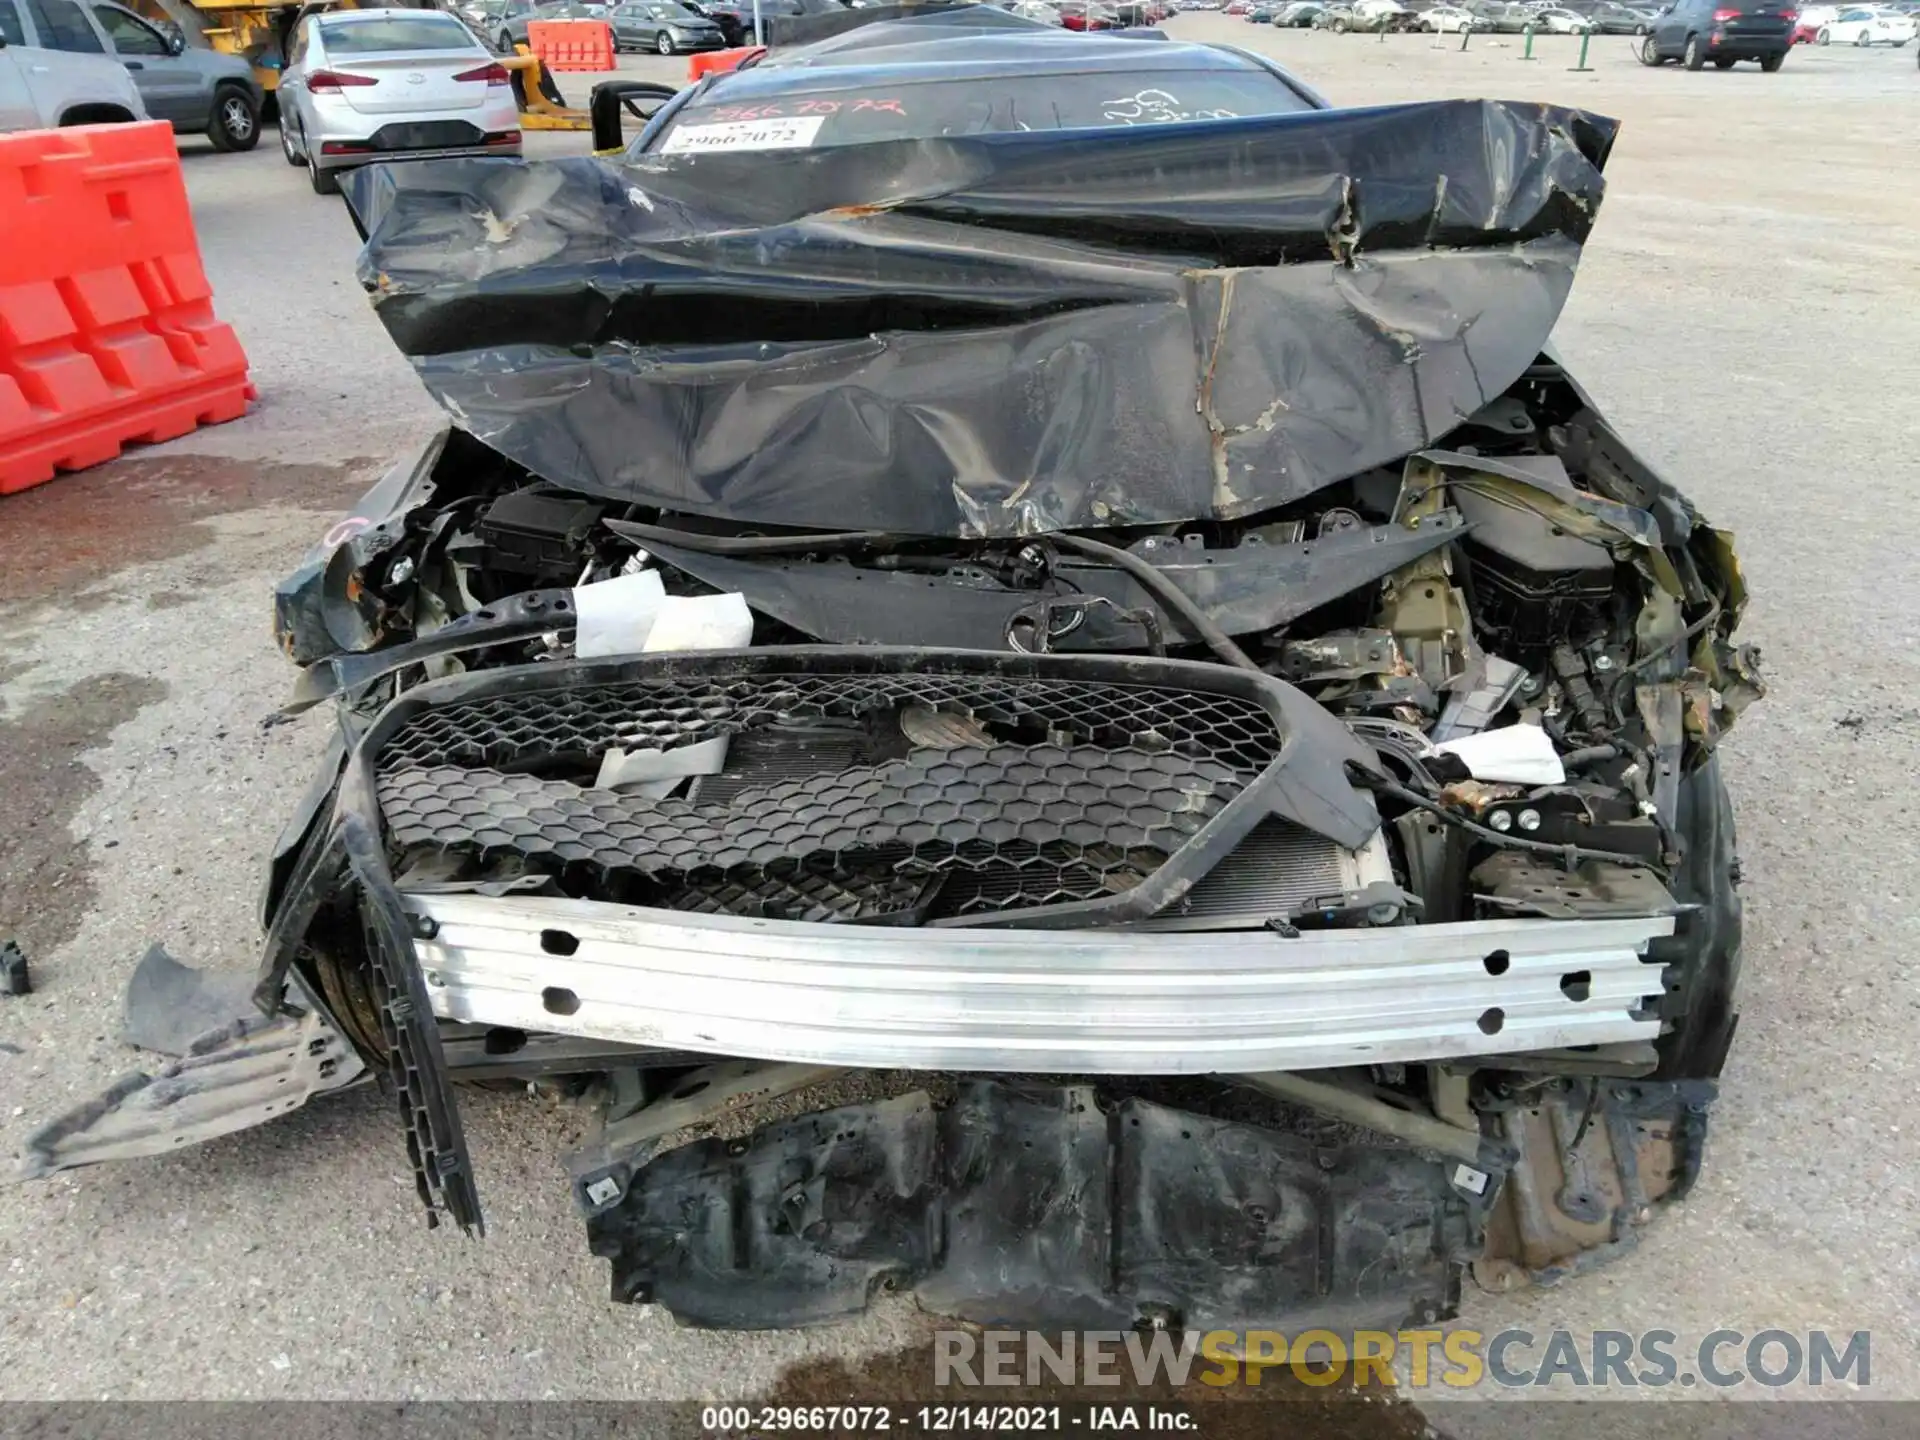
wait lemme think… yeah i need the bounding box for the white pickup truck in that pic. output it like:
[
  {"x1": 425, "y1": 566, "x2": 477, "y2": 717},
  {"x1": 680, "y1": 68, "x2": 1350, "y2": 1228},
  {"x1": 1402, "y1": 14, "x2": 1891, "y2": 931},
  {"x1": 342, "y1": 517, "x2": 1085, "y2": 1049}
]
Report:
[{"x1": 0, "y1": 0, "x2": 148, "y2": 131}]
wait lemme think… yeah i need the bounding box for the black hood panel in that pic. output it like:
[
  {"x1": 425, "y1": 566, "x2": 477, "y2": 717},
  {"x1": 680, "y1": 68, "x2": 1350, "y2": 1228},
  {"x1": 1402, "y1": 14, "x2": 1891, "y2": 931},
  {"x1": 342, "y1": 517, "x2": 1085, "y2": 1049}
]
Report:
[{"x1": 347, "y1": 99, "x2": 1615, "y2": 537}]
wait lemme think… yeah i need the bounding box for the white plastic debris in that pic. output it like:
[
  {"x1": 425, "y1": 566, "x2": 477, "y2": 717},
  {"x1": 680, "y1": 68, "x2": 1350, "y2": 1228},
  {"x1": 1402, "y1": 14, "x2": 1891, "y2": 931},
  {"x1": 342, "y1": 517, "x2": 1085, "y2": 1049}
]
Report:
[
  {"x1": 1432, "y1": 723, "x2": 1566, "y2": 786},
  {"x1": 572, "y1": 569, "x2": 666, "y2": 659},
  {"x1": 642, "y1": 591, "x2": 753, "y2": 653},
  {"x1": 593, "y1": 735, "x2": 730, "y2": 799}
]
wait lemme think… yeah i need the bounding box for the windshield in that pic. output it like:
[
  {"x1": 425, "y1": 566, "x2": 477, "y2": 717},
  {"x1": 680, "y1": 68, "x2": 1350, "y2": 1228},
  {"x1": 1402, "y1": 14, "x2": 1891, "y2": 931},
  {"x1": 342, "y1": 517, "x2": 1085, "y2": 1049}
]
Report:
[
  {"x1": 319, "y1": 14, "x2": 477, "y2": 49},
  {"x1": 655, "y1": 68, "x2": 1313, "y2": 152}
]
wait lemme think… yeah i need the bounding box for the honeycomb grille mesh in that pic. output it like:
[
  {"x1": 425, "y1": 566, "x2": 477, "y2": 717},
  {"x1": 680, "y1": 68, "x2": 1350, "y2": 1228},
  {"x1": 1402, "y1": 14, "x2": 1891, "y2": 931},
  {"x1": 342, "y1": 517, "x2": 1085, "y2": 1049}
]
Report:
[
  {"x1": 379, "y1": 673, "x2": 1282, "y2": 774},
  {"x1": 376, "y1": 670, "x2": 1284, "y2": 923}
]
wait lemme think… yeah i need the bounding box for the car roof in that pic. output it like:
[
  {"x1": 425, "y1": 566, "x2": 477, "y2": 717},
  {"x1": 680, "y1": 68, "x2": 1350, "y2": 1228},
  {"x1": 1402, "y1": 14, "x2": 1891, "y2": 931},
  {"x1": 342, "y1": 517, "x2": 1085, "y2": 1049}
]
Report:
[
  {"x1": 316, "y1": 4, "x2": 463, "y2": 18},
  {"x1": 709, "y1": 9, "x2": 1294, "y2": 93}
]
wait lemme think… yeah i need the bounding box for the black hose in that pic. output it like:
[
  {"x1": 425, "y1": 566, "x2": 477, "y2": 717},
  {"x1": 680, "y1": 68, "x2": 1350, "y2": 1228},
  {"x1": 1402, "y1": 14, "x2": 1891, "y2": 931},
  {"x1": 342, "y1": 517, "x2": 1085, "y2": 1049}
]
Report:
[
  {"x1": 1363, "y1": 775, "x2": 1669, "y2": 876},
  {"x1": 1558, "y1": 743, "x2": 1621, "y2": 770},
  {"x1": 604, "y1": 520, "x2": 1262, "y2": 673},
  {"x1": 1043, "y1": 532, "x2": 1261, "y2": 673},
  {"x1": 605, "y1": 518, "x2": 899, "y2": 556}
]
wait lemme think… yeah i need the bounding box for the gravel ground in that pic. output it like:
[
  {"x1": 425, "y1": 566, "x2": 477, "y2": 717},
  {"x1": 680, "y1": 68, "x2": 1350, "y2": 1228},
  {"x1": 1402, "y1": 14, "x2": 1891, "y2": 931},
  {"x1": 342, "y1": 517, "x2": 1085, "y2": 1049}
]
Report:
[{"x1": 1, "y1": 24, "x2": 1916, "y2": 1416}]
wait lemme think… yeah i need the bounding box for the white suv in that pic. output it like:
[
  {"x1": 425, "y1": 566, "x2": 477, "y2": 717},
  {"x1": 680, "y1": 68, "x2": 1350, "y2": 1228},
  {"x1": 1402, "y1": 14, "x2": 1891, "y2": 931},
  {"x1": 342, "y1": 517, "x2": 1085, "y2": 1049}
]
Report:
[{"x1": 0, "y1": 0, "x2": 149, "y2": 131}]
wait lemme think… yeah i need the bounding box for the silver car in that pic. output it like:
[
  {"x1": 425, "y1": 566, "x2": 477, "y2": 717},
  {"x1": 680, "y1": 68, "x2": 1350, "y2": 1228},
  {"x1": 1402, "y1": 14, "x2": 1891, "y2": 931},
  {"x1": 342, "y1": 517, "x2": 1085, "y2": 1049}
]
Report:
[{"x1": 279, "y1": 7, "x2": 521, "y2": 196}]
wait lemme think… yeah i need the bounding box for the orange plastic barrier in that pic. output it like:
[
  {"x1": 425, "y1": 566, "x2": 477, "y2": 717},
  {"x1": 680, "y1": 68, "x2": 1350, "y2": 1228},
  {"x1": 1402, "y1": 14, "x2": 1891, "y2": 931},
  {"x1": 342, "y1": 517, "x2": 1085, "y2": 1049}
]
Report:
[
  {"x1": 687, "y1": 45, "x2": 764, "y2": 81},
  {"x1": 0, "y1": 122, "x2": 252, "y2": 498},
  {"x1": 528, "y1": 18, "x2": 615, "y2": 72}
]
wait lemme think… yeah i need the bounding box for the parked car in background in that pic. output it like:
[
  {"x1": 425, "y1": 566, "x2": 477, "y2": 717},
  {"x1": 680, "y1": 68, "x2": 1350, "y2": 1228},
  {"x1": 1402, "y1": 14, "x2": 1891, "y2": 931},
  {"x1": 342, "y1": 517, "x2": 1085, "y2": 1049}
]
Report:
[
  {"x1": 1311, "y1": 2, "x2": 1354, "y2": 24},
  {"x1": 1271, "y1": 0, "x2": 1326, "y2": 20},
  {"x1": 280, "y1": 6, "x2": 520, "y2": 195},
  {"x1": 1420, "y1": 4, "x2": 1488, "y2": 28},
  {"x1": 0, "y1": 0, "x2": 149, "y2": 130},
  {"x1": 607, "y1": 0, "x2": 725, "y2": 51},
  {"x1": 1245, "y1": 4, "x2": 1275, "y2": 18},
  {"x1": 1791, "y1": 3, "x2": 1836, "y2": 37},
  {"x1": 1059, "y1": 2, "x2": 1121, "y2": 26},
  {"x1": 1464, "y1": 0, "x2": 1534, "y2": 28},
  {"x1": 1639, "y1": 0, "x2": 1792, "y2": 66},
  {"x1": 489, "y1": 0, "x2": 603, "y2": 51},
  {"x1": 1335, "y1": 0, "x2": 1419, "y2": 27},
  {"x1": 1814, "y1": 5, "x2": 1914, "y2": 41},
  {"x1": 1007, "y1": 0, "x2": 1064, "y2": 21},
  {"x1": 688, "y1": 0, "x2": 837, "y2": 44},
  {"x1": 1588, "y1": 1, "x2": 1656, "y2": 30},
  {"x1": 4, "y1": 0, "x2": 258, "y2": 146},
  {"x1": 1532, "y1": 5, "x2": 1596, "y2": 28}
]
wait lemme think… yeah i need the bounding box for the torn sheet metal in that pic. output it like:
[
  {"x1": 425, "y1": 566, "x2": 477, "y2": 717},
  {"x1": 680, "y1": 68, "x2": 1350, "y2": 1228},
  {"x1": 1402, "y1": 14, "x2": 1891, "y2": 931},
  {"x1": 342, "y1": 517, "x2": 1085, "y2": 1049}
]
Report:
[
  {"x1": 640, "y1": 511, "x2": 1465, "y2": 648},
  {"x1": 345, "y1": 99, "x2": 1616, "y2": 537}
]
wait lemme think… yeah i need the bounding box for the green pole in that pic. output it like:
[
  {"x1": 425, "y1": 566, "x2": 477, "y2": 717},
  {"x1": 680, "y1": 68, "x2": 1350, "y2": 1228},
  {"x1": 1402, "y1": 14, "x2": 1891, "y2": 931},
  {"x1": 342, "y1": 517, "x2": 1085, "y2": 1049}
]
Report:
[
  {"x1": 1570, "y1": 25, "x2": 1592, "y2": 67},
  {"x1": 1521, "y1": 22, "x2": 1535, "y2": 57}
]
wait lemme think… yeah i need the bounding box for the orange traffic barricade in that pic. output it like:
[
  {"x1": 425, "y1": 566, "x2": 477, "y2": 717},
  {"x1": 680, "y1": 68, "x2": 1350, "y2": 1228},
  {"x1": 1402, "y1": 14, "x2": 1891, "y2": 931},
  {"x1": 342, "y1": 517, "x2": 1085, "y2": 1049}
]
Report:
[
  {"x1": 528, "y1": 18, "x2": 615, "y2": 72},
  {"x1": 0, "y1": 121, "x2": 252, "y2": 498},
  {"x1": 688, "y1": 45, "x2": 764, "y2": 81}
]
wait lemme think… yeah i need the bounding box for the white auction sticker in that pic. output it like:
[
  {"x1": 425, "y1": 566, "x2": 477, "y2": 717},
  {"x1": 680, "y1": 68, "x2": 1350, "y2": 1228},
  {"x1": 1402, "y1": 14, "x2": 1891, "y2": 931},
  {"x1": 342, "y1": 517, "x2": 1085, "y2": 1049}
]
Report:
[{"x1": 659, "y1": 115, "x2": 827, "y2": 153}]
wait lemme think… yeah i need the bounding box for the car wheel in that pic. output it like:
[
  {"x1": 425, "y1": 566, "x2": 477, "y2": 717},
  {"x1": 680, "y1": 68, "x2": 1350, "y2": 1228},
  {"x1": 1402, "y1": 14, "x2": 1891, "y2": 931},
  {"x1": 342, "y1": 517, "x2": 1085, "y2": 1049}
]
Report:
[
  {"x1": 279, "y1": 111, "x2": 303, "y2": 166},
  {"x1": 1331, "y1": 14, "x2": 1349, "y2": 29},
  {"x1": 1855, "y1": 28, "x2": 1871, "y2": 43},
  {"x1": 497, "y1": 29, "x2": 515, "y2": 50},
  {"x1": 308, "y1": 150, "x2": 340, "y2": 196},
  {"x1": 1634, "y1": 21, "x2": 1647, "y2": 31},
  {"x1": 1648, "y1": 756, "x2": 1745, "y2": 1081},
  {"x1": 1760, "y1": 47, "x2": 1784, "y2": 67},
  {"x1": 1683, "y1": 32, "x2": 1704, "y2": 64},
  {"x1": 655, "y1": 30, "x2": 675, "y2": 51},
  {"x1": 207, "y1": 85, "x2": 259, "y2": 153},
  {"x1": 1816, "y1": 25, "x2": 1829, "y2": 40},
  {"x1": 1638, "y1": 32, "x2": 1663, "y2": 61}
]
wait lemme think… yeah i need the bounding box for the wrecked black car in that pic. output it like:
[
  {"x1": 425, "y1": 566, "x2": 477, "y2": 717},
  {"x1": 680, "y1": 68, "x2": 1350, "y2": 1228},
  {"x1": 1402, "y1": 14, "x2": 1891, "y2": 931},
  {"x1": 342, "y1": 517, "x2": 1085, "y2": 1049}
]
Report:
[{"x1": 27, "y1": 12, "x2": 1764, "y2": 1333}]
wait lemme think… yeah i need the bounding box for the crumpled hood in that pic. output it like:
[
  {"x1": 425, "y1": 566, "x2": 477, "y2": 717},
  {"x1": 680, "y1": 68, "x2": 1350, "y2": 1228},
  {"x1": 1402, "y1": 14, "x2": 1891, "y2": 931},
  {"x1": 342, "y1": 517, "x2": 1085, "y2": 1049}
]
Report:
[{"x1": 345, "y1": 98, "x2": 1616, "y2": 538}]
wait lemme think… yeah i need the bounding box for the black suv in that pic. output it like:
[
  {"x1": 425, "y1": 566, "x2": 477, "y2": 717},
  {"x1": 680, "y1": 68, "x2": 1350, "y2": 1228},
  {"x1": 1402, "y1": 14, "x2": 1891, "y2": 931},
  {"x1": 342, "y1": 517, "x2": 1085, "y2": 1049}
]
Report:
[{"x1": 1638, "y1": 0, "x2": 1792, "y2": 66}]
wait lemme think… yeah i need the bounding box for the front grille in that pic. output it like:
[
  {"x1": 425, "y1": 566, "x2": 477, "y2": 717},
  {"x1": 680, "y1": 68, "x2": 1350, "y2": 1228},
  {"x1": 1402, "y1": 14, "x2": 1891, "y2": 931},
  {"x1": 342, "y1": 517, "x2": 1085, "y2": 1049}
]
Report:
[
  {"x1": 380, "y1": 671, "x2": 1283, "y2": 774},
  {"x1": 369, "y1": 121, "x2": 485, "y2": 152},
  {"x1": 372, "y1": 655, "x2": 1296, "y2": 924}
]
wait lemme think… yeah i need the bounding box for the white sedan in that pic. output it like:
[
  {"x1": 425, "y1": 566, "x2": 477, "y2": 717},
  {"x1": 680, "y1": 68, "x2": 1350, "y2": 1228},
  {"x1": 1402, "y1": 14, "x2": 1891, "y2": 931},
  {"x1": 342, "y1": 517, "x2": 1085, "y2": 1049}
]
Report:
[
  {"x1": 1532, "y1": 5, "x2": 1596, "y2": 29},
  {"x1": 1816, "y1": 6, "x2": 1915, "y2": 42},
  {"x1": 280, "y1": 7, "x2": 522, "y2": 197},
  {"x1": 1420, "y1": 4, "x2": 1487, "y2": 28}
]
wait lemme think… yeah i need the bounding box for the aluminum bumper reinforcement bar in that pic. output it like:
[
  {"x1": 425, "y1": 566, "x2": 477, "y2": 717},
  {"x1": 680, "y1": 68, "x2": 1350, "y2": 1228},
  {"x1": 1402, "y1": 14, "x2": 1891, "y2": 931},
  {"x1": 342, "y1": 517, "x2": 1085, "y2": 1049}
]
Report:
[{"x1": 403, "y1": 895, "x2": 1672, "y2": 1074}]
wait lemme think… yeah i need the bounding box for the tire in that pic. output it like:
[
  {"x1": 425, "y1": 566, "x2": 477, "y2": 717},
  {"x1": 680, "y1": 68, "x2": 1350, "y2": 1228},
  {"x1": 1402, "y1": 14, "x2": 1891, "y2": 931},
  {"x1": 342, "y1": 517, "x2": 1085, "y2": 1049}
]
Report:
[
  {"x1": 1638, "y1": 32, "x2": 1663, "y2": 62},
  {"x1": 206, "y1": 84, "x2": 259, "y2": 152},
  {"x1": 279, "y1": 113, "x2": 302, "y2": 166},
  {"x1": 1331, "y1": 14, "x2": 1349, "y2": 30},
  {"x1": 1634, "y1": 21, "x2": 1647, "y2": 32},
  {"x1": 308, "y1": 149, "x2": 339, "y2": 196},
  {"x1": 1761, "y1": 47, "x2": 1784, "y2": 67},
  {"x1": 496, "y1": 29, "x2": 514, "y2": 50},
  {"x1": 655, "y1": 29, "x2": 674, "y2": 52},
  {"x1": 1649, "y1": 757, "x2": 1744, "y2": 1080},
  {"x1": 1855, "y1": 28, "x2": 1870, "y2": 43},
  {"x1": 1683, "y1": 32, "x2": 1704, "y2": 65},
  {"x1": 1816, "y1": 25, "x2": 1829, "y2": 41}
]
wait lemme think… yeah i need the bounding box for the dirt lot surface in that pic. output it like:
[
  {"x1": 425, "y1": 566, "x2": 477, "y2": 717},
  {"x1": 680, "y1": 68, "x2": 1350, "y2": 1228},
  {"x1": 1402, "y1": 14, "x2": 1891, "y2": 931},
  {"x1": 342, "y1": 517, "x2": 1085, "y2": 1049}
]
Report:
[{"x1": 1, "y1": 22, "x2": 1916, "y2": 1420}]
